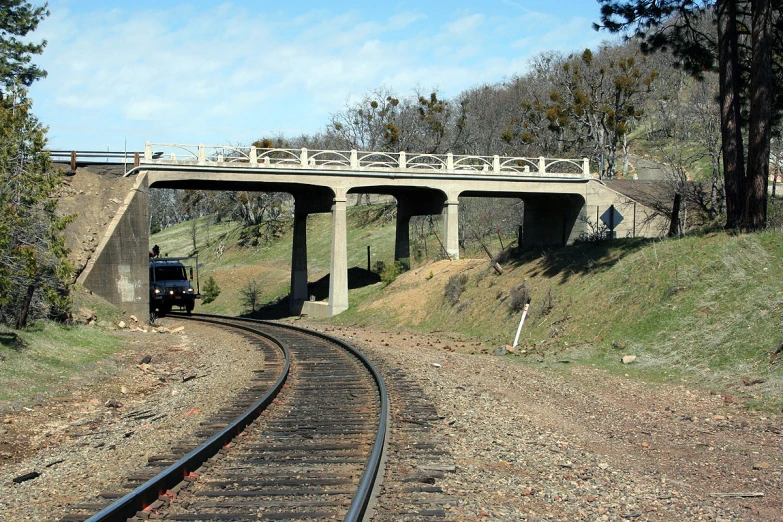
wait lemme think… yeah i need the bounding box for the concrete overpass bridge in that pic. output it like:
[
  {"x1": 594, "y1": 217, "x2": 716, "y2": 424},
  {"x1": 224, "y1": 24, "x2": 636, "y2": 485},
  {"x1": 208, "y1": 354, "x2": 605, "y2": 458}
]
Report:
[{"x1": 77, "y1": 143, "x2": 665, "y2": 319}]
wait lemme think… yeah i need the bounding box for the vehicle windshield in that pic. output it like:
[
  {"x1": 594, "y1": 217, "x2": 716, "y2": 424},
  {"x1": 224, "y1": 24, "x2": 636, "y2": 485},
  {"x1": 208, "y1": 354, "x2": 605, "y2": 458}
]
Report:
[{"x1": 152, "y1": 266, "x2": 188, "y2": 281}]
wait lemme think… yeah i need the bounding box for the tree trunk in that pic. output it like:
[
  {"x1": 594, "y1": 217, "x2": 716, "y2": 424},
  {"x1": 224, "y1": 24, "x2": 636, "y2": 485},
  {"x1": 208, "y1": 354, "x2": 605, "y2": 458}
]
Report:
[
  {"x1": 745, "y1": 0, "x2": 772, "y2": 230},
  {"x1": 717, "y1": 0, "x2": 746, "y2": 230},
  {"x1": 668, "y1": 193, "x2": 682, "y2": 238},
  {"x1": 16, "y1": 284, "x2": 35, "y2": 329}
]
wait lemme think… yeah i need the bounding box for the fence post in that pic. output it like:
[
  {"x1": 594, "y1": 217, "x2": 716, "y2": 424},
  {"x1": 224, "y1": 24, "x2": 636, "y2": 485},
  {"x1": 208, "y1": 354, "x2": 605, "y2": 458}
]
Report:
[
  {"x1": 350, "y1": 149, "x2": 358, "y2": 168},
  {"x1": 70, "y1": 151, "x2": 76, "y2": 171},
  {"x1": 538, "y1": 156, "x2": 546, "y2": 173},
  {"x1": 493, "y1": 155, "x2": 500, "y2": 173},
  {"x1": 300, "y1": 148, "x2": 308, "y2": 166},
  {"x1": 399, "y1": 150, "x2": 406, "y2": 169},
  {"x1": 134, "y1": 152, "x2": 140, "y2": 168},
  {"x1": 145, "y1": 142, "x2": 152, "y2": 161},
  {"x1": 198, "y1": 144, "x2": 205, "y2": 163},
  {"x1": 250, "y1": 146, "x2": 257, "y2": 164},
  {"x1": 446, "y1": 152, "x2": 454, "y2": 171},
  {"x1": 583, "y1": 157, "x2": 590, "y2": 176}
]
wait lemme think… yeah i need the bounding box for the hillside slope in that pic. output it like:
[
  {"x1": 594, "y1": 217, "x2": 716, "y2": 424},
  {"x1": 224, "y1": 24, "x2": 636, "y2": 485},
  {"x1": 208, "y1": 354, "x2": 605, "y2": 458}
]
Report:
[{"x1": 149, "y1": 200, "x2": 783, "y2": 407}]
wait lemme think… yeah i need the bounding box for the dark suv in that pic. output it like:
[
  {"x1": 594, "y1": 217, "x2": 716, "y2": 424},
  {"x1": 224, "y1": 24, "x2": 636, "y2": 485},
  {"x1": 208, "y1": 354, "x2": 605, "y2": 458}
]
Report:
[{"x1": 149, "y1": 257, "x2": 199, "y2": 316}]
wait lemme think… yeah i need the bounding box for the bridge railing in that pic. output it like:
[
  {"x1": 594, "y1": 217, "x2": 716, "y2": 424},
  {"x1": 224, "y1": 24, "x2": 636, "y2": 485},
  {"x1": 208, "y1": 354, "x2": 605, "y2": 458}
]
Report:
[{"x1": 143, "y1": 143, "x2": 591, "y2": 177}]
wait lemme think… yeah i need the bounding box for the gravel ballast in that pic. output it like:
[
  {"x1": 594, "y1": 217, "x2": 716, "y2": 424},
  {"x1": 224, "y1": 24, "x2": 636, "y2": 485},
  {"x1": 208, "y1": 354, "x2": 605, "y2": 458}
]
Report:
[{"x1": 1, "y1": 319, "x2": 781, "y2": 521}]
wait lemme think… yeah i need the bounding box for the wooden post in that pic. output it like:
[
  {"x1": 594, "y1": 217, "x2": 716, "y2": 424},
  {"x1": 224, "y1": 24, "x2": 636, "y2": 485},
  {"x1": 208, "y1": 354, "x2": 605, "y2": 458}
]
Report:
[
  {"x1": 70, "y1": 151, "x2": 76, "y2": 171},
  {"x1": 134, "y1": 152, "x2": 140, "y2": 168}
]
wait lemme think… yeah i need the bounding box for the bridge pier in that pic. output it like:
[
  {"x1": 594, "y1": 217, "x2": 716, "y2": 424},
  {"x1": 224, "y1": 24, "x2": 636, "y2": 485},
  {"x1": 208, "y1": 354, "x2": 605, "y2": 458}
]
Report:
[
  {"x1": 443, "y1": 199, "x2": 460, "y2": 260},
  {"x1": 289, "y1": 211, "x2": 309, "y2": 315},
  {"x1": 394, "y1": 214, "x2": 411, "y2": 268},
  {"x1": 328, "y1": 193, "x2": 349, "y2": 316}
]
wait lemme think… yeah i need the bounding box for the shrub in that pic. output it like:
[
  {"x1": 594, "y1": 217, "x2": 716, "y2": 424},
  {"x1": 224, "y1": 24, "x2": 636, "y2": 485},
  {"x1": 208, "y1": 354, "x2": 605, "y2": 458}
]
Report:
[
  {"x1": 508, "y1": 281, "x2": 529, "y2": 313},
  {"x1": 445, "y1": 273, "x2": 469, "y2": 305},
  {"x1": 240, "y1": 279, "x2": 262, "y2": 312},
  {"x1": 201, "y1": 276, "x2": 221, "y2": 304},
  {"x1": 380, "y1": 261, "x2": 405, "y2": 284}
]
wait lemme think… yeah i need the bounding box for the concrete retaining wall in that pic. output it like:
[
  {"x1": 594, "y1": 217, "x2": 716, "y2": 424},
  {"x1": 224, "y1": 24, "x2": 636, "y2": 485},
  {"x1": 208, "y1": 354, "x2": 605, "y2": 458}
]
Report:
[{"x1": 77, "y1": 173, "x2": 150, "y2": 319}]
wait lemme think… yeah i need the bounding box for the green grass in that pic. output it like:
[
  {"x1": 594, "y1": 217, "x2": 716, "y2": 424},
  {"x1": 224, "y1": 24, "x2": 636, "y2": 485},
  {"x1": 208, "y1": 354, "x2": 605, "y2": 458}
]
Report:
[
  {"x1": 0, "y1": 322, "x2": 126, "y2": 401},
  {"x1": 151, "y1": 211, "x2": 783, "y2": 411},
  {"x1": 332, "y1": 231, "x2": 783, "y2": 410}
]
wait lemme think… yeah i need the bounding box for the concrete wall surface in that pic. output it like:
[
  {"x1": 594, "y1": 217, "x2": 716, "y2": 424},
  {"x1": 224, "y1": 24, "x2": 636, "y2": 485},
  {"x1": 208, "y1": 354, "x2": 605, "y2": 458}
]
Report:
[
  {"x1": 585, "y1": 181, "x2": 668, "y2": 239},
  {"x1": 77, "y1": 173, "x2": 150, "y2": 319}
]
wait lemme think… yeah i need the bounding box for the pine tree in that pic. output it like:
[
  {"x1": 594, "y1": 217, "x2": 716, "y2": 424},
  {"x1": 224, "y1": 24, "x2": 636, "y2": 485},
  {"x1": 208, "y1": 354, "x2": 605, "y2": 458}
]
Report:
[
  {"x1": 0, "y1": 0, "x2": 49, "y2": 99},
  {"x1": 0, "y1": 90, "x2": 73, "y2": 327},
  {"x1": 0, "y1": 2, "x2": 72, "y2": 327}
]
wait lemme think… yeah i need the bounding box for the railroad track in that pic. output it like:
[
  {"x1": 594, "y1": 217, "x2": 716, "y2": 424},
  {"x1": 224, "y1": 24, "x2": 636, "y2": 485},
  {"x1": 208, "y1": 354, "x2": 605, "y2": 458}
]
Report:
[{"x1": 61, "y1": 314, "x2": 388, "y2": 522}]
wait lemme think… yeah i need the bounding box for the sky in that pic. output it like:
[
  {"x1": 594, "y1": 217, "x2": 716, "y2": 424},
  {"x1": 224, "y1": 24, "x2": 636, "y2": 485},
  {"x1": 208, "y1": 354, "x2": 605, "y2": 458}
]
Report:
[{"x1": 27, "y1": 0, "x2": 612, "y2": 152}]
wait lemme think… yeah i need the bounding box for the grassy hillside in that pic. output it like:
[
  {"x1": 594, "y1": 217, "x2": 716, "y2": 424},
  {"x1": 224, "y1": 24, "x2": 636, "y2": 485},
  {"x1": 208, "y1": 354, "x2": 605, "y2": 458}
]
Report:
[
  {"x1": 334, "y1": 232, "x2": 783, "y2": 408},
  {"x1": 151, "y1": 207, "x2": 782, "y2": 409}
]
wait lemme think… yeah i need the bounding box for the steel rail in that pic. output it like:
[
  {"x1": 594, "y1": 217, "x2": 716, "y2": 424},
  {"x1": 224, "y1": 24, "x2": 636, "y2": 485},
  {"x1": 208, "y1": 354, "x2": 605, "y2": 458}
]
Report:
[
  {"x1": 82, "y1": 316, "x2": 290, "y2": 522},
  {"x1": 175, "y1": 312, "x2": 390, "y2": 522}
]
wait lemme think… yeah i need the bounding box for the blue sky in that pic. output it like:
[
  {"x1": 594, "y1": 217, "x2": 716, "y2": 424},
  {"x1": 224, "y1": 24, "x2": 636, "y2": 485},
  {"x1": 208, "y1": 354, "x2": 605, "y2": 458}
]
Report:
[{"x1": 28, "y1": 1, "x2": 612, "y2": 151}]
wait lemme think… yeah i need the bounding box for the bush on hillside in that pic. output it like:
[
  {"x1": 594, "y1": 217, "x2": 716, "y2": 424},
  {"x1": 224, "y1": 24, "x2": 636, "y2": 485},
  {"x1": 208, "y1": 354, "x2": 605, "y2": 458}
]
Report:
[
  {"x1": 508, "y1": 282, "x2": 529, "y2": 313},
  {"x1": 380, "y1": 261, "x2": 406, "y2": 284},
  {"x1": 240, "y1": 279, "x2": 261, "y2": 312},
  {"x1": 201, "y1": 276, "x2": 221, "y2": 304},
  {"x1": 445, "y1": 273, "x2": 469, "y2": 305}
]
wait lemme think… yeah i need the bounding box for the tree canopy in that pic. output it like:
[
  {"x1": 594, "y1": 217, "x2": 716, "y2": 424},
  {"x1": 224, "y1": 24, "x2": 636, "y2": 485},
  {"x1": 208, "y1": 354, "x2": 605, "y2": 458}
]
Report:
[
  {"x1": 595, "y1": 0, "x2": 779, "y2": 230},
  {"x1": 0, "y1": 2, "x2": 73, "y2": 328},
  {"x1": 0, "y1": 0, "x2": 49, "y2": 98}
]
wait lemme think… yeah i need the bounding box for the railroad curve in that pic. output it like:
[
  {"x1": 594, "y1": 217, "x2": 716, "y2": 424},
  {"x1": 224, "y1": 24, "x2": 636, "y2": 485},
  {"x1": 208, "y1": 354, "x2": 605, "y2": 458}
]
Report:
[{"x1": 61, "y1": 314, "x2": 388, "y2": 522}]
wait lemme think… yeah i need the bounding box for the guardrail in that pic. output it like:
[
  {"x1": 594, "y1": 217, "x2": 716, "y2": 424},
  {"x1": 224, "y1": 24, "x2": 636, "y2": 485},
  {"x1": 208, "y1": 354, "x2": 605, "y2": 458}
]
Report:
[
  {"x1": 143, "y1": 142, "x2": 592, "y2": 177},
  {"x1": 49, "y1": 150, "x2": 145, "y2": 170}
]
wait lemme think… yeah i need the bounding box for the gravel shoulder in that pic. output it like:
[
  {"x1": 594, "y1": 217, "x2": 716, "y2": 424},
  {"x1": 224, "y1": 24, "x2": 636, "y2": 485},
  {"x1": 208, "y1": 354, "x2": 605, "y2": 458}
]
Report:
[
  {"x1": 0, "y1": 319, "x2": 265, "y2": 522},
  {"x1": 301, "y1": 322, "x2": 783, "y2": 521},
  {"x1": 1, "y1": 319, "x2": 781, "y2": 521}
]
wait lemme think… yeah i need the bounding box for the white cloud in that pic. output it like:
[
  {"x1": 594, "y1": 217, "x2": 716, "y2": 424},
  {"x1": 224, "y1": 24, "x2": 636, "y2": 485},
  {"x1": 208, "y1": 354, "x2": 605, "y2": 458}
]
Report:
[{"x1": 29, "y1": 1, "x2": 610, "y2": 150}]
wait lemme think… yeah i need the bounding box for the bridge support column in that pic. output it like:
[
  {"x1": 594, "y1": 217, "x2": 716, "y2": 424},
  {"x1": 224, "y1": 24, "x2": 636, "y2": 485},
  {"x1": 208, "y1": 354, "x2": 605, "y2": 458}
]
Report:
[
  {"x1": 394, "y1": 213, "x2": 411, "y2": 268},
  {"x1": 328, "y1": 193, "x2": 349, "y2": 316},
  {"x1": 289, "y1": 212, "x2": 308, "y2": 315},
  {"x1": 443, "y1": 199, "x2": 460, "y2": 260}
]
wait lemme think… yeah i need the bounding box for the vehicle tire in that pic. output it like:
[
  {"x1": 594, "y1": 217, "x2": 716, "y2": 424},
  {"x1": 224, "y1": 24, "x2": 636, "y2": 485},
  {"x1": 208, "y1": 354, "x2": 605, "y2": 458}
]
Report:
[
  {"x1": 185, "y1": 301, "x2": 194, "y2": 316},
  {"x1": 159, "y1": 304, "x2": 172, "y2": 317}
]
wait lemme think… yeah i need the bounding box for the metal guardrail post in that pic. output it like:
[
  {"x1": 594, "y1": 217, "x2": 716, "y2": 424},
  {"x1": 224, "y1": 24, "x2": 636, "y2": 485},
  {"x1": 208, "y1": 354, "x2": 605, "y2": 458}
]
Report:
[
  {"x1": 250, "y1": 146, "x2": 257, "y2": 164},
  {"x1": 538, "y1": 156, "x2": 546, "y2": 173},
  {"x1": 145, "y1": 142, "x2": 152, "y2": 161},
  {"x1": 446, "y1": 152, "x2": 453, "y2": 171},
  {"x1": 399, "y1": 151, "x2": 406, "y2": 169},
  {"x1": 198, "y1": 144, "x2": 206, "y2": 163},
  {"x1": 350, "y1": 149, "x2": 358, "y2": 168},
  {"x1": 583, "y1": 157, "x2": 590, "y2": 176},
  {"x1": 300, "y1": 148, "x2": 308, "y2": 167},
  {"x1": 493, "y1": 155, "x2": 500, "y2": 173}
]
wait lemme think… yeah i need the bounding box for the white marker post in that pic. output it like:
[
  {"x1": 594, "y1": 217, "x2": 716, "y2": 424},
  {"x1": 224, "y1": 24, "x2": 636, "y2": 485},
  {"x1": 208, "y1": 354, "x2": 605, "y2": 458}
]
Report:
[{"x1": 512, "y1": 298, "x2": 531, "y2": 349}]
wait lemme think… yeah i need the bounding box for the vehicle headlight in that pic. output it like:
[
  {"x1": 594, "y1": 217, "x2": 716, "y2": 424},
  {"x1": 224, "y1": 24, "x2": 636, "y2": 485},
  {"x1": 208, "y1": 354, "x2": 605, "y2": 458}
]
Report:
[
  {"x1": 154, "y1": 288, "x2": 161, "y2": 294},
  {"x1": 188, "y1": 288, "x2": 194, "y2": 293},
  {"x1": 169, "y1": 290, "x2": 174, "y2": 295}
]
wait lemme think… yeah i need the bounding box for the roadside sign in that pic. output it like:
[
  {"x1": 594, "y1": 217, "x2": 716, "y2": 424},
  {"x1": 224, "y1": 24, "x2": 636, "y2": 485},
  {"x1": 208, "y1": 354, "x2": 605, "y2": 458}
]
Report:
[{"x1": 600, "y1": 205, "x2": 623, "y2": 229}]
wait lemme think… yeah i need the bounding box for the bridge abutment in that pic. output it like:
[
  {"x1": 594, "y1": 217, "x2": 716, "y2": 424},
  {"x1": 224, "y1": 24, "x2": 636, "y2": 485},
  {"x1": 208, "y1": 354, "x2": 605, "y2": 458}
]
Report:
[
  {"x1": 521, "y1": 195, "x2": 587, "y2": 247},
  {"x1": 77, "y1": 172, "x2": 149, "y2": 320}
]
